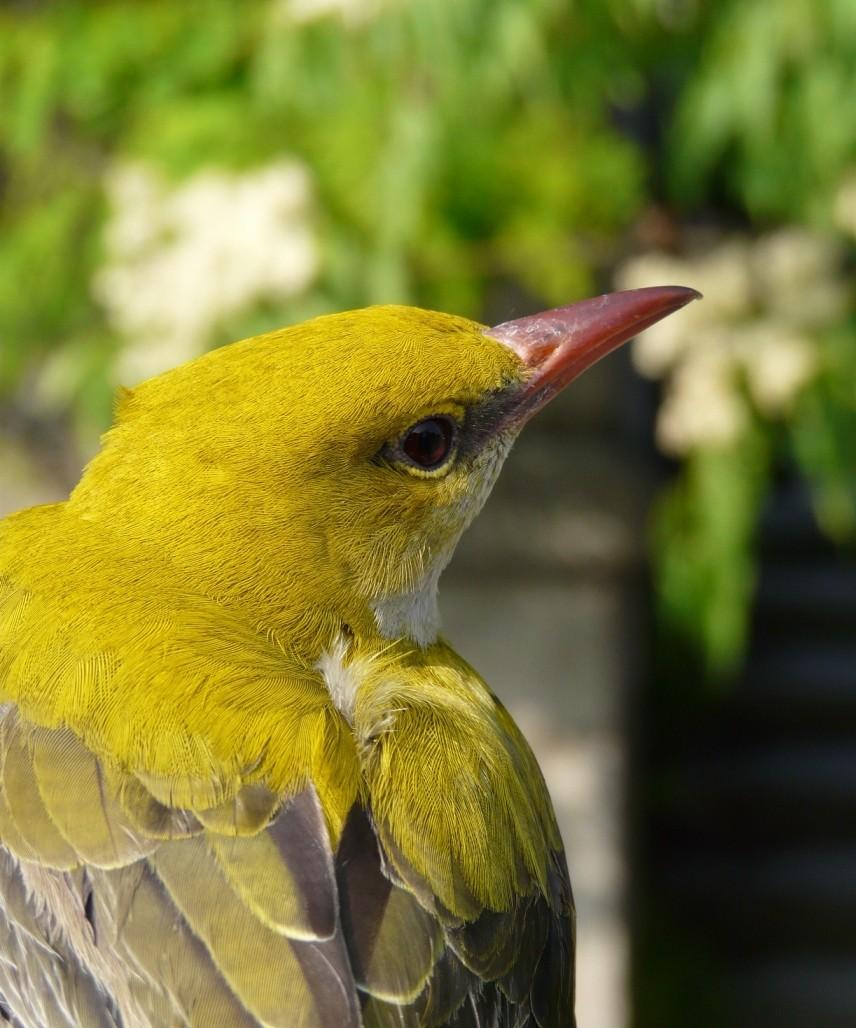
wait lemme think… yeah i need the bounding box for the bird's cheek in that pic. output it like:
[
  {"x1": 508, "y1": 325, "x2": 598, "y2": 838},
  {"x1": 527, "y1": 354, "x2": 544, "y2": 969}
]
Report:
[{"x1": 324, "y1": 504, "x2": 417, "y2": 597}]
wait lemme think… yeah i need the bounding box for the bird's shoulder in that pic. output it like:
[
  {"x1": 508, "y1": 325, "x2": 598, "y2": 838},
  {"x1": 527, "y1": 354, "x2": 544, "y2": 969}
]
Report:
[
  {"x1": 353, "y1": 641, "x2": 565, "y2": 913},
  {"x1": 347, "y1": 640, "x2": 576, "y2": 1023}
]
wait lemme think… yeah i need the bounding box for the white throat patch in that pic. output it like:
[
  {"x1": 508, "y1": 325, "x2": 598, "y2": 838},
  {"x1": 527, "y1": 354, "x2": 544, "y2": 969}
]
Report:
[{"x1": 370, "y1": 563, "x2": 443, "y2": 648}]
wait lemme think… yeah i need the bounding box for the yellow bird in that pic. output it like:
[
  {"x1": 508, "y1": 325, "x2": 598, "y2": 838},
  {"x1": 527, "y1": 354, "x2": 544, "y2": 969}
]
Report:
[{"x1": 0, "y1": 286, "x2": 697, "y2": 1027}]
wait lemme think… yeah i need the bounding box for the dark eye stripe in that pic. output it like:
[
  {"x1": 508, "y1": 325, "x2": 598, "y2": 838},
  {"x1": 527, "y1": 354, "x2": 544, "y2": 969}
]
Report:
[{"x1": 400, "y1": 417, "x2": 456, "y2": 470}]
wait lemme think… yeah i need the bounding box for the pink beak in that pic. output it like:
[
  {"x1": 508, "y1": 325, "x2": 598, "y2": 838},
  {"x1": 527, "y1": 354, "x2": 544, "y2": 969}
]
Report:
[{"x1": 485, "y1": 286, "x2": 701, "y2": 429}]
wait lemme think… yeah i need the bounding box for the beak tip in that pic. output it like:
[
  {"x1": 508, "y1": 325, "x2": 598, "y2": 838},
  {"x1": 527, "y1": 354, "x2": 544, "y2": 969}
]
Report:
[
  {"x1": 486, "y1": 284, "x2": 703, "y2": 426},
  {"x1": 675, "y1": 285, "x2": 703, "y2": 304},
  {"x1": 634, "y1": 283, "x2": 702, "y2": 311}
]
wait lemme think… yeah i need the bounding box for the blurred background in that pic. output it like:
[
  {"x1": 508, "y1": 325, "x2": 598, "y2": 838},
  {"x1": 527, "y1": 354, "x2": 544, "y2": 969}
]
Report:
[{"x1": 2, "y1": 1, "x2": 856, "y2": 1025}]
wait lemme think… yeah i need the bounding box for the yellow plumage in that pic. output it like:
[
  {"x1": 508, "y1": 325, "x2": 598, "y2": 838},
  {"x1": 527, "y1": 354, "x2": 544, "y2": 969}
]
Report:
[{"x1": 0, "y1": 289, "x2": 698, "y2": 1026}]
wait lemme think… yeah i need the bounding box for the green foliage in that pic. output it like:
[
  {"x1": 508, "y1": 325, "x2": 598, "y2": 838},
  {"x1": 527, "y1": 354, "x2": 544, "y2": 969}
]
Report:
[
  {"x1": 0, "y1": 0, "x2": 650, "y2": 444},
  {"x1": 791, "y1": 323, "x2": 856, "y2": 541},
  {"x1": 667, "y1": 0, "x2": 856, "y2": 221},
  {"x1": 653, "y1": 430, "x2": 771, "y2": 678}
]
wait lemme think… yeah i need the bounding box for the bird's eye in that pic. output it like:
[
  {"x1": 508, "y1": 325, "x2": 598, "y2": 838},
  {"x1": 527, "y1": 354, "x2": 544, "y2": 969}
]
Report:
[{"x1": 400, "y1": 416, "x2": 456, "y2": 471}]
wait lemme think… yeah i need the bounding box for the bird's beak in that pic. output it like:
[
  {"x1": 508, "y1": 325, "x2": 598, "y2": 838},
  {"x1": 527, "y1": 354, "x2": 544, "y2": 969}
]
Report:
[{"x1": 485, "y1": 286, "x2": 701, "y2": 430}]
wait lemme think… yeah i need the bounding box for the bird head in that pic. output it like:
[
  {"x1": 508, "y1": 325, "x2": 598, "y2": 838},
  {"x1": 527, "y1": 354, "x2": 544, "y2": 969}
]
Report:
[{"x1": 73, "y1": 287, "x2": 698, "y2": 652}]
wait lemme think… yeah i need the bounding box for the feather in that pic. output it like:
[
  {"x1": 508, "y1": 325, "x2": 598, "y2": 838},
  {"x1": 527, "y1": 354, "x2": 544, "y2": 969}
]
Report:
[
  {"x1": 530, "y1": 904, "x2": 575, "y2": 1028},
  {"x1": 1, "y1": 715, "x2": 78, "y2": 871},
  {"x1": 209, "y1": 788, "x2": 338, "y2": 939},
  {"x1": 153, "y1": 830, "x2": 360, "y2": 1027},
  {"x1": 196, "y1": 781, "x2": 280, "y2": 835},
  {"x1": 337, "y1": 806, "x2": 442, "y2": 1003},
  {"x1": 115, "y1": 772, "x2": 202, "y2": 840},
  {"x1": 93, "y1": 861, "x2": 257, "y2": 1027},
  {"x1": 30, "y1": 726, "x2": 154, "y2": 868},
  {"x1": 0, "y1": 852, "x2": 117, "y2": 1028},
  {"x1": 412, "y1": 948, "x2": 473, "y2": 1027}
]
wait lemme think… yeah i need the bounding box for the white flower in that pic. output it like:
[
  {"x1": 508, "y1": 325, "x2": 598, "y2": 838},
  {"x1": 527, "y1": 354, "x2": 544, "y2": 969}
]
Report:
[
  {"x1": 95, "y1": 160, "x2": 319, "y2": 384},
  {"x1": 101, "y1": 164, "x2": 162, "y2": 256},
  {"x1": 615, "y1": 226, "x2": 842, "y2": 455},
  {"x1": 656, "y1": 335, "x2": 747, "y2": 454},
  {"x1": 734, "y1": 322, "x2": 819, "y2": 416},
  {"x1": 751, "y1": 228, "x2": 846, "y2": 329}
]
